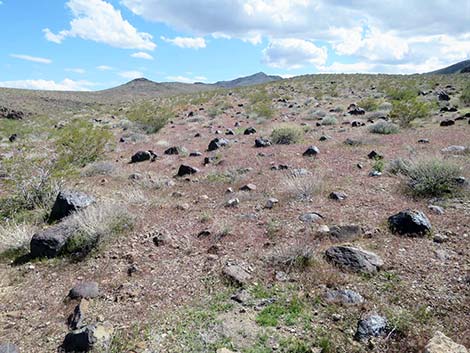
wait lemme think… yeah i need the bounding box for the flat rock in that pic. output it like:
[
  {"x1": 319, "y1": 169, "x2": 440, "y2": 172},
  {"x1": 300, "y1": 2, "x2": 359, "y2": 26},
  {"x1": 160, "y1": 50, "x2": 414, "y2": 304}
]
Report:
[
  {"x1": 255, "y1": 137, "x2": 271, "y2": 148},
  {"x1": 424, "y1": 331, "x2": 468, "y2": 353},
  {"x1": 164, "y1": 146, "x2": 188, "y2": 155},
  {"x1": 130, "y1": 150, "x2": 156, "y2": 163},
  {"x1": 328, "y1": 224, "x2": 362, "y2": 241},
  {"x1": 223, "y1": 263, "x2": 252, "y2": 286},
  {"x1": 68, "y1": 281, "x2": 100, "y2": 300},
  {"x1": 325, "y1": 289, "x2": 364, "y2": 305},
  {"x1": 49, "y1": 190, "x2": 95, "y2": 223},
  {"x1": 325, "y1": 246, "x2": 383, "y2": 273},
  {"x1": 299, "y1": 212, "x2": 323, "y2": 223},
  {"x1": 388, "y1": 209, "x2": 432, "y2": 236}
]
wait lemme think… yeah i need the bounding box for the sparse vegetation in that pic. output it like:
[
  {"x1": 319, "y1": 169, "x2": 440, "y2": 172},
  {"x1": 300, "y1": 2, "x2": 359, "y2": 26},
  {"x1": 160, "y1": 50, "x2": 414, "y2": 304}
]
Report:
[
  {"x1": 461, "y1": 82, "x2": 470, "y2": 106},
  {"x1": 271, "y1": 125, "x2": 304, "y2": 144},
  {"x1": 128, "y1": 100, "x2": 173, "y2": 134},
  {"x1": 390, "y1": 97, "x2": 432, "y2": 127},
  {"x1": 358, "y1": 97, "x2": 381, "y2": 111},
  {"x1": 321, "y1": 116, "x2": 338, "y2": 125},
  {"x1": 280, "y1": 173, "x2": 323, "y2": 201},
  {"x1": 369, "y1": 120, "x2": 399, "y2": 134}
]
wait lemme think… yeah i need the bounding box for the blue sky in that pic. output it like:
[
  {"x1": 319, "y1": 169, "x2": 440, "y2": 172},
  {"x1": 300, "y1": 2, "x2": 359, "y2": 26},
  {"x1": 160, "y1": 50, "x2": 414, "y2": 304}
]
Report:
[{"x1": 0, "y1": 0, "x2": 469, "y2": 91}]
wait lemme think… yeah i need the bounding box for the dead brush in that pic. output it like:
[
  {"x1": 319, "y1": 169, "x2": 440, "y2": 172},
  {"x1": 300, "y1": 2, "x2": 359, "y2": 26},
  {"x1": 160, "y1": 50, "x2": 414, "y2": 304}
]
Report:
[
  {"x1": 267, "y1": 241, "x2": 315, "y2": 272},
  {"x1": 0, "y1": 222, "x2": 37, "y2": 255},
  {"x1": 279, "y1": 171, "x2": 323, "y2": 201}
]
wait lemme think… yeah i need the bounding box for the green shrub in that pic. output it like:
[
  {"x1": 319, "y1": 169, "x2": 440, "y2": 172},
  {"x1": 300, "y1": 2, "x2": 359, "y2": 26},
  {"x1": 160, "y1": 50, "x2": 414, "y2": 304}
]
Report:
[
  {"x1": 249, "y1": 89, "x2": 275, "y2": 118},
  {"x1": 397, "y1": 158, "x2": 464, "y2": 197},
  {"x1": 55, "y1": 120, "x2": 113, "y2": 169},
  {"x1": 128, "y1": 100, "x2": 172, "y2": 134},
  {"x1": 390, "y1": 98, "x2": 431, "y2": 127},
  {"x1": 386, "y1": 87, "x2": 418, "y2": 101},
  {"x1": 321, "y1": 116, "x2": 338, "y2": 125},
  {"x1": 358, "y1": 97, "x2": 381, "y2": 111},
  {"x1": 368, "y1": 120, "x2": 399, "y2": 134},
  {"x1": 271, "y1": 125, "x2": 304, "y2": 144},
  {"x1": 461, "y1": 82, "x2": 470, "y2": 106},
  {"x1": 387, "y1": 158, "x2": 413, "y2": 175}
]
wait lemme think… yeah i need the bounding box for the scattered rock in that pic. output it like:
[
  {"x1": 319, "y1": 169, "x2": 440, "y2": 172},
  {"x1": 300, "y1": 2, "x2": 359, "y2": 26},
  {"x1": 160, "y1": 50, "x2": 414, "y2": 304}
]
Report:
[
  {"x1": 441, "y1": 145, "x2": 467, "y2": 154},
  {"x1": 240, "y1": 183, "x2": 256, "y2": 191},
  {"x1": 49, "y1": 190, "x2": 95, "y2": 223},
  {"x1": 226, "y1": 198, "x2": 240, "y2": 207},
  {"x1": 388, "y1": 209, "x2": 432, "y2": 236},
  {"x1": 325, "y1": 246, "x2": 383, "y2": 273},
  {"x1": 177, "y1": 165, "x2": 199, "y2": 177},
  {"x1": 231, "y1": 289, "x2": 251, "y2": 304},
  {"x1": 351, "y1": 120, "x2": 365, "y2": 127},
  {"x1": 428, "y1": 205, "x2": 444, "y2": 215},
  {"x1": 130, "y1": 150, "x2": 157, "y2": 163},
  {"x1": 164, "y1": 146, "x2": 188, "y2": 155},
  {"x1": 208, "y1": 138, "x2": 229, "y2": 151},
  {"x1": 344, "y1": 138, "x2": 363, "y2": 146},
  {"x1": 244, "y1": 127, "x2": 257, "y2": 135},
  {"x1": 319, "y1": 135, "x2": 331, "y2": 141},
  {"x1": 303, "y1": 145, "x2": 320, "y2": 157},
  {"x1": 325, "y1": 289, "x2": 364, "y2": 305},
  {"x1": 189, "y1": 151, "x2": 202, "y2": 157},
  {"x1": 0, "y1": 106, "x2": 24, "y2": 120},
  {"x1": 418, "y1": 138, "x2": 430, "y2": 143},
  {"x1": 329, "y1": 191, "x2": 348, "y2": 201},
  {"x1": 67, "y1": 300, "x2": 89, "y2": 330},
  {"x1": 368, "y1": 170, "x2": 382, "y2": 177},
  {"x1": 8, "y1": 134, "x2": 17, "y2": 143},
  {"x1": 299, "y1": 212, "x2": 323, "y2": 223},
  {"x1": 437, "y1": 91, "x2": 450, "y2": 101},
  {"x1": 265, "y1": 198, "x2": 279, "y2": 209},
  {"x1": 348, "y1": 104, "x2": 366, "y2": 115},
  {"x1": 424, "y1": 331, "x2": 468, "y2": 353},
  {"x1": 223, "y1": 263, "x2": 252, "y2": 286},
  {"x1": 30, "y1": 223, "x2": 77, "y2": 258},
  {"x1": 255, "y1": 137, "x2": 272, "y2": 148},
  {"x1": 368, "y1": 150, "x2": 382, "y2": 160},
  {"x1": 433, "y1": 234, "x2": 449, "y2": 243},
  {"x1": 68, "y1": 282, "x2": 99, "y2": 300},
  {"x1": 354, "y1": 314, "x2": 388, "y2": 341},
  {"x1": 328, "y1": 224, "x2": 362, "y2": 241},
  {"x1": 60, "y1": 324, "x2": 113, "y2": 353},
  {"x1": 440, "y1": 119, "x2": 455, "y2": 127}
]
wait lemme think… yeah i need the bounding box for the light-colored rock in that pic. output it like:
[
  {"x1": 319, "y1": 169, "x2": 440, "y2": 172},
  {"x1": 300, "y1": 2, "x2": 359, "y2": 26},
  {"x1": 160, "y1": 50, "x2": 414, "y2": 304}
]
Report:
[{"x1": 425, "y1": 331, "x2": 468, "y2": 353}]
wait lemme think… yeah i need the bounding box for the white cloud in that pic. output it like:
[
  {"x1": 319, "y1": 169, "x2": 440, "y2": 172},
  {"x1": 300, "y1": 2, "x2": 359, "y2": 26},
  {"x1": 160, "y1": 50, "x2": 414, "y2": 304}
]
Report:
[
  {"x1": 65, "y1": 68, "x2": 86, "y2": 74},
  {"x1": 97, "y1": 65, "x2": 113, "y2": 71},
  {"x1": 10, "y1": 54, "x2": 52, "y2": 64},
  {"x1": 262, "y1": 39, "x2": 327, "y2": 69},
  {"x1": 161, "y1": 36, "x2": 206, "y2": 49},
  {"x1": 43, "y1": 0, "x2": 156, "y2": 50},
  {"x1": 119, "y1": 70, "x2": 144, "y2": 79},
  {"x1": 166, "y1": 75, "x2": 207, "y2": 83},
  {"x1": 131, "y1": 52, "x2": 154, "y2": 60},
  {"x1": 0, "y1": 78, "x2": 95, "y2": 91}
]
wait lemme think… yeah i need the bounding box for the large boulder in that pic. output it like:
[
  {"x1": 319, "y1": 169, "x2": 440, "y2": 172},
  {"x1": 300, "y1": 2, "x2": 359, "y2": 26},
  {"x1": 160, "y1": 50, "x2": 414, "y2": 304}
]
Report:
[
  {"x1": 177, "y1": 165, "x2": 199, "y2": 177},
  {"x1": 325, "y1": 246, "x2": 383, "y2": 273},
  {"x1": 208, "y1": 138, "x2": 229, "y2": 151},
  {"x1": 424, "y1": 331, "x2": 468, "y2": 353},
  {"x1": 60, "y1": 324, "x2": 113, "y2": 353},
  {"x1": 49, "y1": 191, "x2": 95, "y2": 223},
  {"x1": 388, "y1": 209, "x2": 432, "y2": 236},
  {"x1": 354, "y1": 314, "x2": 388, "y2": 341},
  {"x1": 30, "y1": 223, "x2": 77, "y2": 258}
]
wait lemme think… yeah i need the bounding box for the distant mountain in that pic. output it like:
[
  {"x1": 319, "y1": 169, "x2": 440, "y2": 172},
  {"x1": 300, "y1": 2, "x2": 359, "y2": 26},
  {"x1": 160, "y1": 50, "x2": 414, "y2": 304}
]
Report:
[
  {"x1": 214, "y1": 72, "x2": 283, "y2": 88},
  {"x1": 428, "y1": 60, "x2": 470, "y2": 74}
]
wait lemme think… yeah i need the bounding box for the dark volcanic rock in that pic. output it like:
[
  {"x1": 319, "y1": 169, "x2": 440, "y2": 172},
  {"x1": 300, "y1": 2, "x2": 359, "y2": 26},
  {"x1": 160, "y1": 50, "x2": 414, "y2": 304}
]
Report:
[
  {"x1": 69, "y1": 281, "x2": 100, "y2": 300},
  {"x1": 329, "y1": 191, "x2": 348, "y2": 201},
  {"x1": 0, "y1": 106, "x2": 24, "y2": 120},
  {"x1": 328, "y1": 224, "x2": 362, "y2": 241},
  {"x1": 388, "y1": 209, "x2": 432, "y2": 236},
  {"x1": 30, "y1": 223, "x2": 77, "y2": 258},
  {"x1": 437, "y1": 90, "x2": 450, "y2": 101},
  {"x1": 208, "y1": 138, "x2": 229, "y2": 151},
  {"x1": 244, "y1": 127, "x2": 257, "y2": 135},
  {"x1": 255, "y1": 137, "x2": 272, "y2": 148},
  {"x1": 164, "y1": 146, "x2": 188, "y2": 155},
  {"x1": 303, "y1": 146, "x2": 320, "y2": 157},
  {"x1": 49, "y1": 190, "x2": 95, "y2": 223},
  {"x1": 440, "y1": 119, "x2": 455, "y2": 127},
  {"x1": 60, "y1": 324, "x2": 113, "y2": 353},
  {"x1": 325, "y1": 246, "x2": 383, "y2": 273},
  {"x1": 177, "y1": 165, "x2": 199, "y2": 177},
  {"x1": 130, "y1": 150, "x2": 157, "y2": 163}
]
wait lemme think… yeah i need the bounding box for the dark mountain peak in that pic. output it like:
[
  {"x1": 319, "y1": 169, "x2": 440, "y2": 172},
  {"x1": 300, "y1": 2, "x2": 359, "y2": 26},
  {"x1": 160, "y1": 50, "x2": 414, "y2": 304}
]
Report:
[
  {"x1": 215, "y1": 72, "x2": 283, "y2": 88},
  {"x1": 428, "y1": 60, "x2": 470, "y2": 74}
]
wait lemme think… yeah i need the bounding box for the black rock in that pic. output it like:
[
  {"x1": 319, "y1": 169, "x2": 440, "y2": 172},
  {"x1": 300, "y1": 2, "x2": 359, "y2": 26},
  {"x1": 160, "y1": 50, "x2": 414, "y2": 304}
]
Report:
[
  {"x1": 68, "y1": 303, "x2": 84, "y2": 330},
  {"x1": 177, "y1": 165, "x2": 199, "y2": 177},
  {"x1": 351, "y1": 120, "x2": 365, "y2": 127},
  {"x1": 164, "y1": 146, "x2": 187, "y2": 155},
  {"x1": 255, "y1": 137, "x2": 272, "y2": 148},
  {"x1": 225, "y1": 129, "x2": 235, "y2": 135},
  {"x1": 329, "y1": 191, "x2": 348, "y2": 201},
  {"x1": 60, "y1": 325, "x2": 96, "y2": 352},
  {"x1": 208, "y1": 138, "x2": 229, "y2": 151},
  {"x1": 303, "y1": 146, "x2": 320, "y2": 157},
  {"x1": 368, "y1": 150, "x2": 383, "y2": 160},
  {"x1": 130, "y1": 150, "x2": 157, "y2": 163},
  {"x1": 418, "y1": 138, "x2": 430, "y2": 143},
  {"x1": 49, "y1": 190, "x2": 95, "y2": 223},
  {"x1": 440, "y1": 119, "x2": 455, "y2": 127},
  {"x1": 203, "y1": 156, "x2": 218, "y2": 165},
  {"x1": 388, "y1": 209, "x2": 432, "y2": 236},
  {"x1": 69, "y1": 281, "x2": 100, "y2": 300},
  {"x1": 8, "y1": 134, "x2": 17, "y2": 142},
  {"x1": 355, "y1": 314, "x2": 388, "y2": 341},
  {"x1": 189, "y1": 151, "x2": 202, "y2": 157},
  {"x1": 437, "y1": 91, "x2": 450, "y2": 101},
  {"x1": 244, "y1": 127, "x2": 257, "y2": 135},
  {"x1": 30, "y1": 223, "x2": 77, "y2": 258},
  {"x1": 348, "y1": 104, "x2": 366, "y2": 115}
]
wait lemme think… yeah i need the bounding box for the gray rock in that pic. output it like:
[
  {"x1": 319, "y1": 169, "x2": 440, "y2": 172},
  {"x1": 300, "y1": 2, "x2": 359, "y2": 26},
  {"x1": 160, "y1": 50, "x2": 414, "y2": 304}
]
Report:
[
  {"x1": 164, "y1": 146, "x2": 188, "y2": 155},
  {"x1": 325, "y1": 246, "x2": 383, "y2": 273},
  {"x1": 0, "y1": 343, "x2": 20, "y2": 353},
  {"x1": 424, "y1": 331, "x2": 468, "y2": 353},
  {"x1": 30, "y1": 223, "x2": 77, "y2": 258},
  {"x1": 388, "y1": 209, "x2": 432, "y2": 236},
  {"x1": 255, "y1": 137, "x2": 272, "y2": 148},
  {"x1": 355, "y1": 314, "x2": 388, "y2": 341},
  {"x1": 49, "y1": 190, "x2": 95, "y2": 223},
  {"x1": 68, "y1": 281, "x2": 99, "y2": 300},
  {"x1": 231, "y1": 289, "x2": 251, "y2": 304},
  {"x1": 303, "y1": 146, "x2": 320, "y2": 157},
  {"x1": 325, "y1": 289, "x2": 364, "y2": 305},
  {"x1": 441, "y1": 145, "x2": 467, "y2": 154},
  {"x1": 265, "y1": 198, "x2": 279, "y2": 209},
  {"x1": 428, "y1": 205, "x2": 444, "y2": 215},
  {"x1": 60, "y1": 324, "x2": 113, "y2": 353},
  {"x1": 329, "y1": 191, "x2": 348, "y2": 201},
  {"x1": 177, "y1": 165, "x2": 199, "y2": 177},
  {"x1": 328, "y1": 224, "x2": 362, "y2": 241},
  {"x1": 208, "y1": 138, "x2": 229, "y2": 151},
  {"x1": 240, "y1": 184, "x2": 256, "y2": 191},
  {"x1": 319, "y1": 135, "x2": 332, "y2": 141},
  {"x1": 299, "y1": 212, "x2": 323, "y2": 223},
  {"x1": 368, "y1": 170, "x2": 382, "y2": 177},
  {"x1": 244, "y1": 127, "x2": 257, "y2": 135},
  {"x1": 225, "y1": 198, "x2": 240, "y2": 207},
  {"x1": 223, "y1": 263, "x2": 252, "y2": 286}
]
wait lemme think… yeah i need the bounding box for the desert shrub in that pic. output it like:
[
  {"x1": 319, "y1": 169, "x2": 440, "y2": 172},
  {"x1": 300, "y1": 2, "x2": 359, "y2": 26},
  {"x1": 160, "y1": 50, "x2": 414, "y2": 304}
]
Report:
[
  {"x1": 390, "y1": 98, "x2": 432, "y2": 127},
  {"x1": 461, "y1": 82, "x2": 470, "y2": 106},
  {"x1": 271, "y1": 125, "x2": 304, "y2": 144},
  {"x1": 369, "y1": 121, "x2": 399, "y2": 134},
  {"x1": 386, "y1": 87, "x2": 418, "y2": 101},
  {"x1": 0, "y1": 157, "x2": 62, "y2": 222},
  {"x1": 268, "y1": 242, "x2": 314, "y2": 271},
  {"x1": 55, "y1": 120, "x2": 113, "y2": 169},
  {"x1": 249, "y1": 89, "x2": 274, "y2": 118},
  {"x1": 280, "y1": 173, "x2": 323, "y2": 201},
  {"x1": 80, "y1": 161, "x2": 115, "y2": 177},
  {"x1": 387, "y1": 158, "x2": 413, "y2": 175},
  {"x1": 358, "y1": 97, "x2": 381, "y2": 111},
  {"x1": 405, "y1": 158, "x2": 463, "y2": 197},
  {"x1": 63, "y1": 202, "x2": 135, "y2": 256},
  {"x1": 321, "y1": 116, "x2": 338, "y2": 126},
  {"x1": 128, "y1": 100, "x2": 172, "y2": 134},
  {"x1": 0, "y1": 222, "x2": 36, "y2": 258}
]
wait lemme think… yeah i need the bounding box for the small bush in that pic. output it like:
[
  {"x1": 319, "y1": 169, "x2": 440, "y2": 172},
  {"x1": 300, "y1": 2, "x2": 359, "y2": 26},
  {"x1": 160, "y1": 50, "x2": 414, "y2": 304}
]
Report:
[
  {"x1": 271, "y1": 125, "x2": 304, "y2": 145},
  {"x1": 81, "y1": 161, "x2": 115, "y2": 177},
  {"x1": 405, "y1": 158, "x2": 463, "y2": 197},
  {"x1": 128, "y1": 100, "x2": 172, "y2": 134},
  {"x1": 358, "y1": 97, "x2": 380, "y2": 111},
  {"x1": 386, "y1": 87, "x2": 418, "y2": 101},
  {"x1": 55, "y1": 120, "x2": 113, "y2": 169},
  {"x1": 369, "y1": 121, "x2": 399, "y2": 134},
  {"x1": 387, "y1": 158, "x2": 413, "y2": 175},
  {"x1": 390, "y1": 98, "x2": 432, "y2": 127},
  {"x1": 461, "y1": 82, "x2": 470, "y2": 106},
  {"x1": 280, "y1": 173, "x2": 323, "y2": 201},
  {"x1": 321, "y1": 116, "x2": 338, "y2": 126},
  {"x1": 268, "y1": 242, "x2": 314, "y2": 271}
]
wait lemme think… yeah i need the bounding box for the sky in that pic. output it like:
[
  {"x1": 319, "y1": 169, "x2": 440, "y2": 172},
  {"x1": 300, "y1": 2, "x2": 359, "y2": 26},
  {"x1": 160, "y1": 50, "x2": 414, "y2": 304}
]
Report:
[{"x1": 0, "y1": 0, "x2": 469, "y2": 91}]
